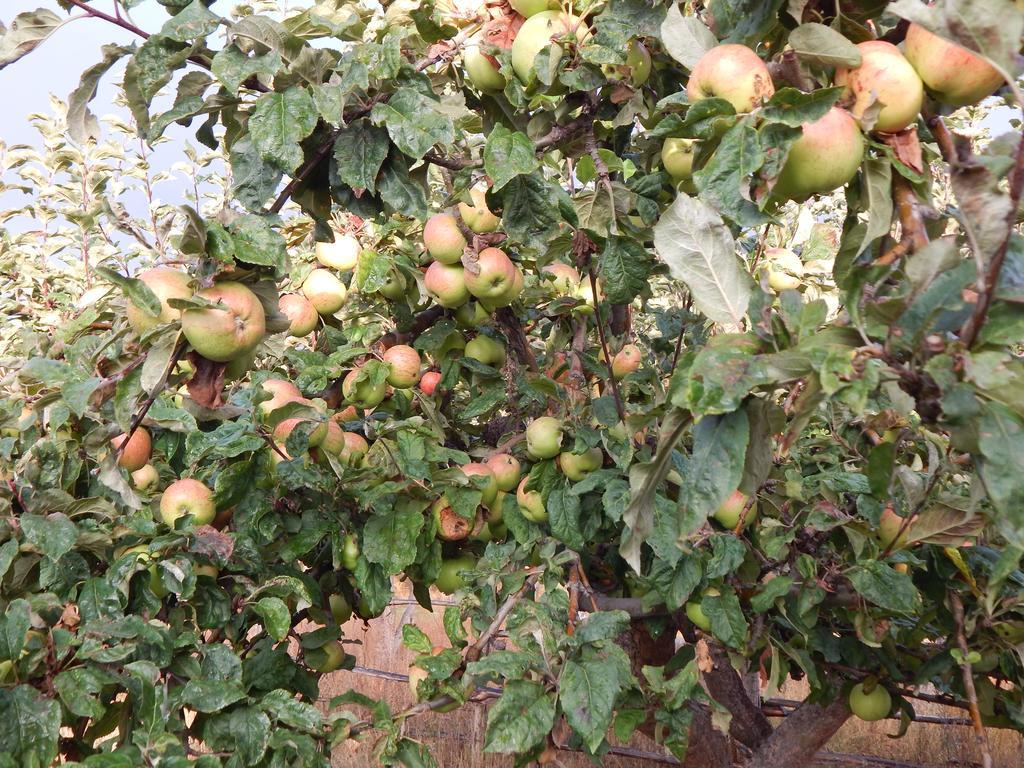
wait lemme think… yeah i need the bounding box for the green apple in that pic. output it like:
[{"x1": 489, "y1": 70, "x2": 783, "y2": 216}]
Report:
[
  {"x1": 301, "y1": 269, "x2": 348, "y2": 316},
  {"x1": 773, "y1": 107, "x2": 864, "y2": 202},
  {"x1": 764, "y1": 248, "x2": 804, "y2": 292},
  {"x1": 436, "y1": 554, "x2": 477, "y2": 594},
  {"x1": 516, "y1": 477, "x2": 547, "y2": 523},
  {"x1": 423, "y1": 213, "x2": 467, "y2": 264},
  {"x1": 462, "y1": 462, "x2": 498, "y2": 506},
  {"x1": 329, "y1": 593, "x2": 352, "y2": 624},
  {"x1": 378, "y1": 268, "x2": 407, "y2": 300},
  {"x1": 383, "y1": 344, "x2": 422, "y2": 388},
  {"x1": 661, "y1": 137, "x2": 695, "y2": 182},
  {"x1": 848, "y1": 682, "x2": 892, "y2": 722},
  {"x1": 458, "y1": 186, "x2": 500, "y2": 233},
  {"x1": 131, "y1": 463, "x2": 159, "y2": 491},
  {"x1": 687, "y1": 44, "x2": 774, "y2": 112},
  {"x1": 341, "y1": 533, "x2": 360, "y2": 570},
  {"x1": 835, "y1": 41, "x2": 923, "y2": 133},
  {"x1": 464, "y1": 44, "x2": 506, "y2": 92},
  {"x1": 160, "y1": 478, "x2": 216, "y2": 527},
  {"x1": 126, "y1": 267, "x2": 192, "y2": 335},
  {"x1": 273, "y1": 416, "x2": 328, "y2": 449},
  {"x1": 510, "y1": 11, "x2": 590, "y2": 87},
  {"x1": 307, "y1": 640, "x2": 347, "y2": 673},
  {"x1": 557, "y1": 447, "x2": 603, "y2": 481},
  {"x1": 278, "y1": 293, "x2": 319, "y2": 337},
  {"x1": 601, "y1": 39, "x2": 652, "y2": 86},
  {"x1": 510, "y1": 0, "x2": 552, "y2": 17},
  {"x1": 342, "y1": 367, "x2": 387, "y2": 409},
  {"x1": 685, "y1": 587, "x2": 720, "y2": 631},
  {"x1": 464, "y1": 248, "x2": 518, "y2": 302},
  {"x1": 465, "y1": 334, "x2": 507, "y2": 367},
  {"x1": 181, "y1": 281, "x2": 266, "y2": 363},
  {"x1": 485, "y1": 453, "x2": 521, "y2": 492},
  {"x1": 526, "y1": 416, "x2": 563, "y2": 459},
  {"x1": 541, "y1": 263, "x2": 581, "y2": 294},
  {"x1": 479, "y1": 265, "x2": 523, "y2": 310},
  {"x1": 904, "y1": 23, "x2": 1003, "y2": 106},
  {"x1": 316, "y1": 232, "x2": 360, "y2": 271},
  {"x1": 712, "y1": 490, "x2": 756, "y2": 529},
  {"x1": 878, "y1": 506, "x2": 915, "y2": 550}
]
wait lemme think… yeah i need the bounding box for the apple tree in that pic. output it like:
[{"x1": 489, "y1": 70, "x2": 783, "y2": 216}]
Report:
[{"x1": 1, "y1": 0, "x2": 1023, "y2": 766}]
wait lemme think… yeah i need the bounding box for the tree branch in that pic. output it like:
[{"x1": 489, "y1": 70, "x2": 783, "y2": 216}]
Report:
[
  {"x1": 116, "y1": 339, "x2": 186, "y2": 459},
  {"x1": 950, "y1": 590, "x2": 993, "y2": 768},
  {"x1": 746, "y1": 694, "x2": 851, "y2": 768},
  {"x1": 702, "y1": 641, "x2": 773, "y2": 749},
  {"x1": 493, "y1": 307, "x2": 538, "y2": 372}
]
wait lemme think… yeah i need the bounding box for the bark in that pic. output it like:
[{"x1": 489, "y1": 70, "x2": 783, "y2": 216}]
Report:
[
  {"x1": 745, "y1": 696, "x2": 851, "y2": 768},
  {"x1": 703, "y1": 643, "x2": 773, "y2": 750}
]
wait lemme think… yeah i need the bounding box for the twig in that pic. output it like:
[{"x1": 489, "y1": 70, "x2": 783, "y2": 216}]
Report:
[
  {"x1": 465, "y1": 569, "x2": 541, "y2": 664},
  {"x1": 588, "y1": 270, "x2": 626, "y2": 422},
  {"x1": 116, "y1": 339, "x2": 186, "y2": 458},
  {"x1": 949, "y1": 591, "x2": 993, "y2": 768}
]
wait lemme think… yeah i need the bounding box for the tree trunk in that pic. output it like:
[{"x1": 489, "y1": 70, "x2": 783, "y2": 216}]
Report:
[{"x1": 745, "y1": 696, "x2": 851, "y2": 768}]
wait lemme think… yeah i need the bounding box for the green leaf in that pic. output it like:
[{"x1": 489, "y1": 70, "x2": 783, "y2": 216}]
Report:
[
  {"x1": 252, "y1": 597, "x2": 291, "y2": 641},
  {"x1": 202, "y1": 706, "x2": 270, "y2": 766},
  {"x1": 259, "y1": 689, "x2": 323, "y2": 734},
  {"x1": 978, "y1": 403, "x2": 1024, "y2": 547},
  {"x1": 250, "y1": 87, "x2": 318, "y2": 173},
  {"x1": 693, "y1": 121, "x2": 769, "y2": 227},
  {"x1": 67, "y1": 44, "x2": 133, "y2": 144},
  {"x1": 848, "y1": 560, "x2": 922, "y2": 614},
  {"x1": 750, "y1": 575, "x2": 793, "y2": 612},
  {"x1": 402, "y1": 625, "x2": 433, "y2": 654},
  {"x1": 761, "y1": 87, "x2": 844, "y2": 127},
  {"x1": 0, "y1": 9, "x2": 62, "y2": 70},
  {"x1": 378, "y1": 152, "x2": 428, "y2": 221},
  {"x1": 0, "y1": 600, "x2": 30, "y2": 663},
  {"x1": 548, "y1": 484, "x2": 584, "y2": 550},
  {"x1": 561, "y1": 657, "x2": 621, "y2": 753},
  {"x1": 0, "y1": 686, "x2": 61, "y2": 766},
  {"x1": 659, "y1": 4, "x2": 716, "y2": 70},
  {"x1": 574, "y1": 611, "x2": 631, "y2": 644},
  {"x1": 54, "y1": 666, "x2": 111, "y2": 719},
  {"x1": 484, "y1": 680, "x2": 556, "y2": 753},
  {"x1": 653, "y1": 193, "x2": 752, "y2": 326},
  {"x1": 702, "y1": 589, "x2": 748, "y2": 649},
  {"x1": 228, "y1": 215, "x2": 288, "y2": 274},
  {"x1": 598, "y1": 236, "x2": 651, "y2": 304},
  {"x1": 370, "y1": 88, "x2": 455, "y2": 160},
  {"x1": 160, "y1": 0, "x2": 220, "y2": 42},
  {"x1": 708, "y1": 0, "x2": 785, "y2": 46},
  {"x1": 148, "y1": 71, "x2": 214, "y2": 141},
  {"x1": 788, "y1": 23, "x2": 862, "y2": 67},
  {"x1": 211, "y1": 45, "x2": 281, "y2": 94},
  {"x1": 97, "y1": 266, "x2": 161, "y2": 319},
  {"x1": 123, "y1": 35, "x2": 192, "y2": 134},
  {"x1": 706, "y1": 535, "x2": 746, "y2": 579},
  {"x1": 678, "y1": 411, "x2": 749, "y2": 531},
  {"x1": 500, "y1": 174, "x2": 565, "y2": 253},
  {"x1": 484, "y1": 125, "x2": 538, "y2": 191},
  {"x1": 362, "y1": 506, "x2": 424, "y2": 575},
  {"x1": 231, "y1": 137, "x2": 283, "y2": 212},
  {"x1": 21, "y1": 513, "x2": 78, "y2": 561},
  {"x1": 182, "y1": 680, "x2": 248, "y2": 713},
  {"x1": 332, "y1": 120, "x2": 389, "y2": 194}
]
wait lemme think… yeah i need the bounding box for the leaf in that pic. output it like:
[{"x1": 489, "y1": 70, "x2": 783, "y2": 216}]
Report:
[
  {"x1": 484, "y1": 124, "x2": 539, "y2": 191},
  {"x1": 660, "y1": 5, "x2": 717, "y2": 70},
  {"x1": 484, "y1": 680, "x2": 556, "y2": 753},
  {"x1": 761, "y1": 87, "x2": 844, "y2": 127},
  {"x1": 709, "y1": 0, "x2": 786, "y2": 46},
  {"x1": 848, "y1": 560, "x2": 922, "y2": 614},
  {"x1": 97, "y1": 266, "x2": 161, "y2": 319},
  {"x1": 499, "y1": 174, "x2": 565, "y2": 253},
  {"x1": 653, "y1": 193, "x2": 753, "y2": 326},
  {"x1": 21, "y1": 513, "x2": 78, "y2": 561},
  {"x1": 202, "y1": 706, "x2": 270, "y2": 766},
  {"x1": 252, "y1": 597, "x2": 291, "y2": 641},
  {"x1": 702, "y1": 589, "x2": 749, "y2": 649},
  {"x1": 231, "y1": 137, "x2": 283, "y2": 213},
  {"x1": 0, "y1": 600, "x2": 30, "y2": 663},
  {"x1": 362, "y1": 506, "x2": 424, "y2": 575},
  {"x1": 211, "y1": 45, "x2": 281, "y2": 94},
  {"x1": 182, "y1": 680, "x2": 248, "y2": 713},
  {"x1": 788, "y1": 23, "x2": 862, "y2": 67},
  {"x1": 561, "y1": 657, "x2": 621, "y2": 753},
  {"x1": 332, "y1": 120, "x2": 389, "y2": 194},
  {"x1": 249, "y1": 87, "x2": 318, "y2": 173},
  {"x1": 370, "y1": 88, "x2": 455, "y2": 160},
  {"x1": 123, "y1": 35, "x2": 192, "y2": 134},
  {"x1": 693, "y1": 121, "x2": 769, "y2": 227},
  {"x1": 574, "y1": 611, "x2": 631, "y2": 644},
  {"x1": 228, "y1": 216, "x2": 288, "y2": 274},
  {"x1": 160, "y1": 0, "x2": 220, "y2": 42},
  {"x1": 0, "y1": 686, "x2": 61, "y2": 766},
  {"x1": 259, "y1": 690, "x2": 323, "y2": 734},
  {"x1": 598, "y1": 236, "x2": 651, "y2": 304},
  {"x1": 0, "y1": 8, "x2": 62, "y2": 70},
  {"x1": 548, "y1": 484, "x2": 584, "y2": 550},
  {"x1": 148, "y1": 71, "x2": 214, "y2": 142},
  {"x1": 978, "y1": 403, "x2": 1024, "y2": 547},
  {"x1": 678, "y1": 411, "x2": 749, "y2": 532},
  {"x1": 67, "y1": 44, "x2": 133, "y2": 144},
  {"x1": 378, "y1": 153, "x2": 428, "y2": 221}
]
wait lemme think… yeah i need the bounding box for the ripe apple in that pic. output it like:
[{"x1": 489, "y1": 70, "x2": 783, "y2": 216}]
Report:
[
  {"x1": 425, "y1": 261, "x2": 470, "y2": 308},
  {"x1": 904, "y1": 24, "x2": 1003, "y2": 107},
  {"x1": 687, "y1": 44, "x2": 775, "y2": 112},
  {"x1": 464, "y1": 248, "x2": 517, "y2": 301},
  {"x1": 526, "y1": 416, "x2": 563, "y2": 459},
  {"x1": 126, "y1": 267, "x2": 192, "y2": 335},
  {"x1": 713, "y1": 490, "x2": 756, "y2": 529},
  {"x1": 383, "y1": 344, "x2": 422, "y2": 388},
  {"x1": 378, "y1": 268, "x2": 407, "y2": 301},
  {"x1": 338, "y1": 431, "x2": 369, "y2": 466},
  {"x1": 517, "y1": 477, "x2": 548, "y2": 523},
  {"x1": 486, "y1": 453, "x2": 521, "y2": 492},
  {"x1": 160, "y1": 478, "x2": 216, "y2": 527},
  {"x1": 307, "y1": 640, "x2": 346, "y2": 673},
  {"x1": 464, "y1": 43, "x2": 506, "y2": 92},
  {"x1": 848, "y1": 682, "x2": 891, "y2": 722},
  {"x1": 113, "y1": 427, "x2": 152, "y2": 472},
  {"x1": 458, "y1": 186, "x2": 500, "y2": 233},
  {"x1": 301, "y1": 269, "x2": 348, "y2": 315},
  {"x1": 432, "y1": 497, "x2": 473, "y2": 541},
  {"x1": 558, "y1": 447, "x2": 603, "y2": 481},
  {"x1": 511, "y1": 11, "x2": 590, "y2": 86},
  {"x1": 601, "y1": 40, "x2": 652, "y2": 86},
  {"x1": 878, "y1": 506, "x2": 915, "y2": 549},
  {"x1": 423, "y1": 213, "x2": 467, "y2": 264},
  {"x1": 131, "y1": 463, "x2": 159, "y2": 491},
  {"x1": 462, "y1": 462, "x2": 498, "y2": 506},
  {"x1": 181, "y1": 281, "x2": 266, "y2": 363},
  {"x1": 342, "y1": 368, "x2": 387, "y2": 409},
  {"x1": 318, "y1": 420, "x2": 346, "y2": 457},
  {"x1": 764, "y1": 248, "x2": 804, "y2": 292},
  {"x1": 436, "y1": 554, "x2": 477, "y2": 594},
  {"x1": 479, "y1": 265, "x2": 524, "y2": 310},
  {"x1": 316, "y1": 232, "x2": 361, "y2": 271},
  {"x1": 258, "y1": 378, "x2": 302, "y2": 417},
  {"x1": 661, "y1": 137, "x2": 696, "y2": 182},
  {"x1": 419, "y1": 370, "x2": 443, "y2": 396},
  {"x1": 773, "y1": 107, "x2": 864, "y2": 202},
  {"x1": 273, "y1": 416, "x2": 328, "y2": 449},
  {"x1": 685, "y1": 587, "x2": 720, "y2": 631},
  {"x1": 465, "y1": 335, "x2": 507, "y2": 367},
  {"x1": 329, "y1": 593, "x2": 352, "y2": 624},
  {"x1": 835, "y1": 41, "x2": 923, "y2": 132},
  {"x1": 612, "y1": 344, "x2": 642, "y2": 377},
  {"x1": 541, "y1": 263, "x2": 581, "y2": 294},
  {"x1": 278, "y1": 293, "x2": 319, "y2": 337}
]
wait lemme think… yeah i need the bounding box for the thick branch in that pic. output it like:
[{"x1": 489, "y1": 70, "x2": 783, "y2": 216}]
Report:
[
  {"x1": 703, "y1": 641, "x2": 773, "y2": 749},
  {"x1": 494, "y1": 307, "x2": 538, "y2": 372},
  {"x1": 746, "y1": 694, "x2": 850, "y2": 768}
]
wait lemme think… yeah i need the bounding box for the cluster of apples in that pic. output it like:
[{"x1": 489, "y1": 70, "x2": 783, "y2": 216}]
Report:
[{"x1": 280, "y1": 230, "x2": 363, "y2": 337}]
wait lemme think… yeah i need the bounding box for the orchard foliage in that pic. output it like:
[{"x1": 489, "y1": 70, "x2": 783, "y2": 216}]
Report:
[{"x1": 0, "y1": 0, "x2": 1023, "y2": 767}]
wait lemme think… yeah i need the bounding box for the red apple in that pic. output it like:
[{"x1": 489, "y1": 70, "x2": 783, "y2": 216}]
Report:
[
  {"x1": 425, "y1": 261, "x2": 470, "y2": 308},
  {"x1": 420, "y1": 371, "x2": 443, "y2": 396},
  {"x1": 113, "y1": 427, "x2": 152, "y2": 472},
  {"x1": 423, "y1": 213, "x2": 467, "y2": 264},
  {"x1": 278, "y1": 293, "x2": 319, "y2": 336},
  {"x1": 904, "y1": 23, "x2": 1003, "y2": 107},
  {"x1": 835, "y1": 41, "x2": 923, "y2": 133},
  {"x1": 541, "y1": 263, "x2": 581, "y2": 294},
  {"x1": 611, "y1": 344, "x2": 642, "y2": 377},
  {"x1": 160, "y1": 478, "x2": 216, "y2": 526},
  {"x1": 687, "y1": 44, "x2": 774, "y2": 112},
  {"x1": 458, "y1": 186, "x2": 500, "y2": 233},
  {"x1": 464, "y1": 248, "x2": 517, "y2": 301},
  {"x1": 432, "y1": 497, "x2": 473, "y2": 541},
  {"x1": 485, "y1": 453, "x2": 521, "y2": 492},
  {"x1": 258, "y1": 379, "x2": 302, "y2": 417},
  {"x1": 383, "y1": 344, "x2": 422, "y2": 388},
  {"x1": 181, "y1": 281, "x2": 266, "y2": 363},
  {"x1": 462, "y1": 462, "x2": 498, "y2": 506}
]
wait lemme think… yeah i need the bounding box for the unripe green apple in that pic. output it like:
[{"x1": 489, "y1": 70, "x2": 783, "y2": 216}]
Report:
[
  {"x1": 835, "y1": 41, "x2": 923, "y2": 133},
  {"x1": 848, "y1": 682, "x2": 891, "y2": 722},
  {"x1": 510, "y1": 0, "x2": 553, "y2": 17},
  {"x1": 465, "y1": 334, "x2": 507, "y2": 367},
  {"x1": 687, "y1": 44, "x2": 774, "y2": 112},
  {"x1": 526, "y1": 416, "x2": 563, "y2": 459},
  {"x1": 465, "y1": 248, "x2": 518, "y2": 301},
  {"x1": 194, "y1": 563, "x2": 219, "y2": 580},
  {"x1": 329, "y1": 593, "x2": 352, "y2": 624},
  {"x1": 516, "y1": 477, "x2": 548, "y2": 523},
  {"x1": 878, "y1": 506, "x2": 915, "y2": 550},
  {"x1": 342, "y1": 368, "x2": 387, "y2": 409},
  {"x1": 302, "y1": 269, "x2": 348, "y2": 316},
  {"x1": 131, "y1": 463, "x2": 160, "y2": 491},
  {"x1": 455, "y1": 300, "x2": 490, "y2": 328},
  {"x1": 316, "y1": 233, "x2": 361, "y2": 271},
  {"x1": 601, "y1": 40, "x2": 652, "y2": 86},
  {"x1": 458, "y1": 186, "x2": 500, "y2": 233},
  {"x1": 764, "y1": 248, "x2": 804, "y2": 292},
  {"x1": 773, "y1": 107, "x2": 864, "y2": 202},
  {"x1": 160, "y1": 478, "x2": 216, "y2": 527},
  {"x1": 383, "y1": 344, "x2": 422, "y2": 388},
  {"x1": 433, "y1": 497, "x2": 473, "y2": 541},
  {"x1": 712, "y1": 490, "x2": 756, "y2": 529},
  {"x1": 462, "y1": 462, "x2": 498, "y2": 506},
  {"x1": 611, "y1": 344, "x2": 642, "y2": 377},
  {"x1": 113, "y1": 427, "x2": 152, "y2": 472},
  {"x1": 126, "y1": 267, "x2": 192, "y2": 336},
  {"x1": 425, "y1": 261, "x2": 470, "y2": 308},
  {"x1": 904, "y1": 23, "x2": 1003, "y2": 107},
  {"x1": 479, "y1": 265, "x2": 523, "y2": 310},
  {"x1": 464, "y1": 44, "x2": 506, "y2": 92},
  {"x1": 278, "y1": 293, "x2": 319, "y2": 336},
  {"x1": 661, "y1": 137, "x2": 695, "y2": 182},
  {"x1": 307, "y1": 640, "x2": 347, "y2": 673},
  {"x1": 510, "y1": 11, "x2": 590, "y2": 87},
  {"x1": 485, "y1": 453, "x2": 521, "y2": 492},
  {"x1": 685, "y1": 587, "x2": 720, "y2": 631},
  {"x1": 557, "y1": 447, "x2": 603, "y2": 481},
  {"x1": 436, "y1": 554, "x2": 477, "y2": 594},
  {"x1": 341, "y1": 533, "x2": 360, "y2": 570},
  {"x1": 181, "y1": 281, "x2": 266, "y2": 363},
  {"x1": 378, "y1": 268, "x2": 407, "y2": 301},
  {"x1": 423, "y1": 213, "x2": 467, "y2": 264}
]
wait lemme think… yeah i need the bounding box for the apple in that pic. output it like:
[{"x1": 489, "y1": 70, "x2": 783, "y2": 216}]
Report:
[
  {"x1": 131, "y1": 463, "x2": 159, "y2": 491},
  {"x1": 517, "y1": 477, "x2": 548, "y2": 523},
  {"x1": 316, "y1": 232, "x2": 361, "y2": 271},
  {"x1": 486, "y1": 453, "x2": 521, "y2": 492},
  {"x1": 601, "y1": 39, "x2": 652, "y2": 86},
  {"x1": 343, "y1": 368, "x2": 387, "y2": 409},
  {"x1": 464, "y1": 43, "x2": 506, "y2": 92},
  {"x1": 541, "y1": 263, "x2": 581, "y2": 294},
  {"x1": 458, "y1": 186, "x2": 500, "y2": 233},
  {"x1": 278, "y1": 293, "x2": 319, "y2": 337},
  {"x1": 465, "y1": 335, "x2": 507, "y2": 367},
  {"x1": 464, "y1": 248, "x2": 517, "y2": 301},
  {"x1": 713, "y1": 490, "x2": 757, "y2": 529},
  {"x1": 273, "y1": 417, "x2": 328, "y2": 449},
  {"x1": 510, "y1": 0, "x2": 552, "y2": 17},
  {"x1": 462, "y1": 462, "x2": 498, "y2": 506},
  {"x1": 423, "y1": 213, "x2": 467, "y2": 264},
  {"x1": 685, "y1": 587, "x2": 720, "y2": 631},
  {"x1": 341, "y1": 533, "x2": 360, "y2": 570},
  {"x1": 160, "y1": 478, "x2": 216, "y2": 527},
  {"x1": 612, "y1": 344, "x2": 642, "y2": 377},
  {"x1": 195, "y1": 562, "x2": 219, "y2": 580},
  {"x1": 773, "y1": 107, "x2": 864, "y2": 202},
  {"x1": 126, "y1": 267, "x2": 192, "y2": 335},
  {"x1": 332, "y1": 405, "x2": 360, "y2": 423},
  {"x1": 419, "y1": 370, "x2": 443, "y2": 396},
  {"x1": 425, "y1": 261, "x2": 470, "y2": 308},
  {"x1": 383, "y1": 344, "x2": 422, "y2": 388},
  {"x1": 479, "y1": 265, "x2": 524, "y2": 310},
  {"x1": 848, "y1": 682, "x2": 891, "y2": 722},
  {"x1": 577, "y1": 278, "x2": 603, "y2": 306},
  {"x1": 687, "y1": 44, "x2": 775, "y2": 112},
  {"x1": 661, "y1": 137, "x2": 696, "y2": 182},
  {"x1": 432, "y1": 497, "x2": 473, "y2": 541},
  {"x1": 338, "y1": 431, "x2": 369, "y2": 466},
  {"x1": 904, "y1": 23, "x2": 1003, "y2": 107},
  {"x1": 258, "y1": 378, "x2": 302, "y2": 416},
  {"x1": 112, "y1": 427, "x2": 152, "y2": 472},
  {"x1": 181, "y1": 281, "x2": 266, "y2": 363},
  {"x1": 318, "y1": 420, "x2": 346, "y2": 457},
  {"x1": 307, "y1": 640, "x2": 347, "y2": 673},
  {"x1": 301, "y1": 269, "x2": 348, "y2": 315},
  {"x1": 557, "y1": 447, "x2": 603, "y2": 481},
  {"x1": 510, "y1": 11, "x2": 590, "y2": 86},
  {"x1": 408, "y1": 664, "x2": 430, "y2": 698},
  {"x1": 436, "y1": 554, "x2": 477, "y2": 594},
  {"x1": 329, "y1": 593, "x2": 352, "y2": 624},
  {"x1": 378, "y1": 268, "x2": 407, "y2": 300},
  {"x1": 526, "y1": 416, "x2": 563, "y2": 459},
  {"x1": 764, "y1": 248, "x2": 804, "y2": 292},
  {"x1": 835, "y1": 41, "x2": 923, "y2": 133},
  {"x1": 878, "y1": 506, "x2": 915, "y2": 550}
]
